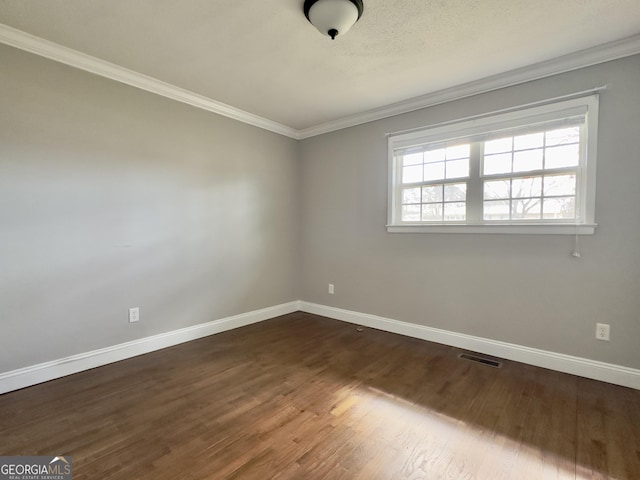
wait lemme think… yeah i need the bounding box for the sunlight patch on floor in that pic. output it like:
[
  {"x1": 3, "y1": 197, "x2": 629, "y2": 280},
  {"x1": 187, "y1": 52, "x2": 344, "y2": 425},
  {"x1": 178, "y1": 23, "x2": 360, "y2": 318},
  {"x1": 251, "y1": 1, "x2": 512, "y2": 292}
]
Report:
[{"x1": 331, "y1": 385, "x2": 583, "y2": 480}]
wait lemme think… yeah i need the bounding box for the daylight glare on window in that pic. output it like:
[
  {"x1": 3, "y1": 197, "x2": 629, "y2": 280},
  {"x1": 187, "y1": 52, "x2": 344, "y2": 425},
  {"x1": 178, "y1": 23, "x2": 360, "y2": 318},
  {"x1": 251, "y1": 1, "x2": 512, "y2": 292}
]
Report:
[
  {"x1": 481, "y1": 126, "x2": 580, "y2": 221},
  {"x1": 400, "y1": 144, "x2": 470, "y2": 222}
]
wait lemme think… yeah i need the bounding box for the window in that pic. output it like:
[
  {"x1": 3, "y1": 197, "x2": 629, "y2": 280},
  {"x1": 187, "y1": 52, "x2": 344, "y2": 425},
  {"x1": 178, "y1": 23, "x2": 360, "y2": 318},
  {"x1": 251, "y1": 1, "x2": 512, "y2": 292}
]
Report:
[{"x1": 388, "y1": 95, "x2": 599, "y2": 234}]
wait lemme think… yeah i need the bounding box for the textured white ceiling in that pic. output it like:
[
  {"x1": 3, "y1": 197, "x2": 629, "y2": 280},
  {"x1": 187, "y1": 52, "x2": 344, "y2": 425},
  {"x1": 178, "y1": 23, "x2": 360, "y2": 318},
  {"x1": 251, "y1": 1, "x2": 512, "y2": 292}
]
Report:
[{"x1": 1, "y1": 0, "x2": 639, "y2": 130}]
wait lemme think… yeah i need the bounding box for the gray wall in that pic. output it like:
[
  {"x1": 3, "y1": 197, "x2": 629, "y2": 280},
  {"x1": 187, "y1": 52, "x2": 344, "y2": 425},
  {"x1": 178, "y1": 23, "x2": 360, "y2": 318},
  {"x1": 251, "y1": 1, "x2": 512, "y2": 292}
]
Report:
[
  {"x1": 2, "y1": 42, "x2": 638, "y2": 375},
  {"x1": 299, "y1": 55, "x2": 640, "y2": 369},
  {"x1": 0, "y1": 45, "x2": 299, "y2": 372}
]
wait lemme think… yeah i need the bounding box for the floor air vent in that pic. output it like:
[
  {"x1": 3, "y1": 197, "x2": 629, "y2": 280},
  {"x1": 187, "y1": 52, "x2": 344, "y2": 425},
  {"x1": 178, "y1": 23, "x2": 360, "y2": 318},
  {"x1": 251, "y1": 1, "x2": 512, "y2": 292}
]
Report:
[{"x1": 458, "y1": 353, "x2": 502, "y2": 368}]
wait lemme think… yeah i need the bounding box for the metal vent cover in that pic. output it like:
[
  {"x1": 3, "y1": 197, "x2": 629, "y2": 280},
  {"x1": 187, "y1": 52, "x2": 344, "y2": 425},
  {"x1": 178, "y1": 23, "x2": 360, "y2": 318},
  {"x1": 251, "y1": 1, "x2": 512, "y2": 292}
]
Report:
[{"x1": 458, "y1": 353, "x2": 502, "y2": 368}]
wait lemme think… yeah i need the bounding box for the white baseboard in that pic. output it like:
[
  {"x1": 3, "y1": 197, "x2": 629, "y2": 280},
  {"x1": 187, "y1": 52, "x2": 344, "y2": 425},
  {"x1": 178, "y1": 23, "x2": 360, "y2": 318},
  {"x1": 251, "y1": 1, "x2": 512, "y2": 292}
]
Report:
[
  {"x1": 3, "y1": 300, "x2": 638, "y2": 394},
  {"x1": 0, "y1": 301, "x2": 300, "y2": 394},
  {"x1": 299, "y1": 301, "x2": 640, "y2": 390}
]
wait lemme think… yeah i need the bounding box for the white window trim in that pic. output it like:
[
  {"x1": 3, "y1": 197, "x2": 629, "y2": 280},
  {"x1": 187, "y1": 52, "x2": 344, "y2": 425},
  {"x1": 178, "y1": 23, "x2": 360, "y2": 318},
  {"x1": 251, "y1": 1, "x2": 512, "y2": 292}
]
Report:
[{"x1": 387, "y1": 94, "x2": 599, "y2": 235}]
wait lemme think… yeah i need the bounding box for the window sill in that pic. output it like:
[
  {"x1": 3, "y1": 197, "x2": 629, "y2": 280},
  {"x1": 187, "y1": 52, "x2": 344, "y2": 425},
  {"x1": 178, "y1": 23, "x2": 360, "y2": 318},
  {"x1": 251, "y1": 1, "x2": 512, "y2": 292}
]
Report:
[{"x1": 386, "y1": 223, "x2": 597, "y2": 235}]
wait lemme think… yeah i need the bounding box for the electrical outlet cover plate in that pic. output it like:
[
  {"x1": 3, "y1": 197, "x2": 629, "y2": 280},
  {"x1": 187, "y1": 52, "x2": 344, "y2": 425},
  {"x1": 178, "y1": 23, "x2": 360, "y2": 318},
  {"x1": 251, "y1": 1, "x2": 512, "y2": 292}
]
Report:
[
  {"x1": 129, "y1": 307, "x2": 140, "y2": 323},
  {"x1": 595, "y1": 323, "x2": 610, "y2": 341}
]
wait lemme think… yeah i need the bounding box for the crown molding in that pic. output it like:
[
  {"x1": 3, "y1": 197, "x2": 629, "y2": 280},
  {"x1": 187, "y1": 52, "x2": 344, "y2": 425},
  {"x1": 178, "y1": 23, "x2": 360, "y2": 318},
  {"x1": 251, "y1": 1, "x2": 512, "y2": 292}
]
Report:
[
  {"x1": 0, "y1": 23, "x2": 299, "y2": 139},
  {"x1": 1, "y1": 22, "x2": 639, "y2": 141},
  {"x1": 297, "y1": 33, "x2": 640, "y2": 139}
]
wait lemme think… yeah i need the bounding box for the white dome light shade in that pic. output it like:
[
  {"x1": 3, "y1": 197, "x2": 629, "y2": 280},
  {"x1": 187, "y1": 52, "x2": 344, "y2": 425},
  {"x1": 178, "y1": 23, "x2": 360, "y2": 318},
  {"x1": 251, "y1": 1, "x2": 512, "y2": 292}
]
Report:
[{"x1": 304, "y1": 0, "x2": 364, "y2": 40}]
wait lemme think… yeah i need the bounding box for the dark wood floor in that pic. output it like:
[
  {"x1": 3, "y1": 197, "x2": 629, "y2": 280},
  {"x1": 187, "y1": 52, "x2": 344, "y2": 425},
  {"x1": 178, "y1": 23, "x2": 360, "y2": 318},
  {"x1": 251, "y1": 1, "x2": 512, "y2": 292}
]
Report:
[{"x1": 1, "y1": 312, "x2": 639, "y2": 479}]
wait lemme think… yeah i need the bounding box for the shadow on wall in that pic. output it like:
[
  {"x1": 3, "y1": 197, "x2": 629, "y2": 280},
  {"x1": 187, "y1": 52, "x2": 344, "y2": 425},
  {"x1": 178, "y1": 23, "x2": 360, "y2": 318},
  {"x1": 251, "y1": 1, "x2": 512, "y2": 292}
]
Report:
[{"x1": 0, "y1": 155, "x2": 287, "y2": 370}]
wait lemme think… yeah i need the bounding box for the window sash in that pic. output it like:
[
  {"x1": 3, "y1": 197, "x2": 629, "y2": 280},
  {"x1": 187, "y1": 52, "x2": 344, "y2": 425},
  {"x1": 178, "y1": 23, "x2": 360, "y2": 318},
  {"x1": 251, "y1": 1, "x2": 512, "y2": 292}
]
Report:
[{"x1": 393, "y1": 115, "x2": 584, "y2": 158}]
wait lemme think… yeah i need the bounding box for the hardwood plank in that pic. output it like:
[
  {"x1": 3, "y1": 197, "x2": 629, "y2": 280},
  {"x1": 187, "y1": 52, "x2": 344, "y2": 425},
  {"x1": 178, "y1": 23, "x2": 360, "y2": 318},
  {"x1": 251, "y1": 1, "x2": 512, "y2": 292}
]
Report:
[
  {"x1": 0, "y1": 312, "x2": 638, "y2": 479},
  {"x1": 576, "y1": 377, "x2": 640, "y2": 479}
]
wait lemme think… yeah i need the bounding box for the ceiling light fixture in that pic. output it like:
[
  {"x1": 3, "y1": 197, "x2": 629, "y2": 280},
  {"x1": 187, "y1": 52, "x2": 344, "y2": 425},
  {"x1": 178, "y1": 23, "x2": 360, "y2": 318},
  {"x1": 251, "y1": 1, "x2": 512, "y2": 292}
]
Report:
[{"x1": 304, "y1": 0, "x2": 364, "y2": 40}]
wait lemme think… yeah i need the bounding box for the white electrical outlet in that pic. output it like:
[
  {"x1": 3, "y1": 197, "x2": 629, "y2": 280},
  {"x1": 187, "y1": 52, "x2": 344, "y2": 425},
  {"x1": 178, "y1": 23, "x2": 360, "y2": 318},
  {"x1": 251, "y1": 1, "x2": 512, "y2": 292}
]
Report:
[
  {"x1": 595, "y1": 323, "x2": 610, "y2": 341},
  {"x1": 328, "y1": 283, "x2": 335, "y2": 295},
  {"x1": 129, "y1": 307, "x2": 140, "y2": 323}
]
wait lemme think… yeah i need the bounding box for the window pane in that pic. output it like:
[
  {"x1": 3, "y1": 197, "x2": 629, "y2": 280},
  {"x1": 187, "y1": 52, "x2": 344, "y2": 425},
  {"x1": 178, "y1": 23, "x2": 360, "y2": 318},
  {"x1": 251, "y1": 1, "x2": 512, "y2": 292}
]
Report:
[
  {"x1": 514, "y1": 132, "x2": 544, "y2": 150},
  {"x1": 421, "y1": 204, "x2": 443, "y2": 221},
  {"x1": 444, "y1": 202, "x2": 466, "y2": 221},
  {"x1": 424, "y1": 148, "x2": 445, "y2": 163},
  {"x1": 444, "y1": 183, "x2": 467, "y2": 202},
  {"x1": 543, "y1": 197, "x2": 576, "y2": 219},
  {"x1": 511, "y1": 198, "x2": 542, "y2": 219},
  {"x1": 402, "y1": 152, "x2": 423, "y2": 166},
  {"x1": 424, "y1": 162, "x2": 445, "y2": 181},
  {"x1": 544, "y1": 174, "x2": 576, "y2": 196},
  {"x1": 485, "y1": 137, "x2": 513, "y2": 154},
  {"x1": 484, "y1": 180, "x2": 510, "y2": 200},
  {"x1": 402, "y1": 187, "x2": 421, "y2": 204},
  {"x1": 484, "y1": 153, "x2": 512, "y2": 175},
  {"x1": 446, "y1": 144, "x2": 470, "y2": 159},
  {"x1": 446, "y1": 159, "x2": 469, "y2": 179},
  {"x1": 545, "y1": 144, "x2": 579, "y2": 169},
  {"x1": 513, "y1": 149, "x2": 543, "y2": 172},
  {"x1": 402, "y1": 165, "x2": 423, "y2": 183},
  {"x1": 545, "y1": 127, "x2": 580, "y2": 146},
  {"x1": 401, "y1": 204, "x2": 421, "y2": 221},
  {"x1": 512, "y1": 177, "x2": 542, "y2": 198},
  {"x1": 483, "y1": 200, "x2": 510, "y2": 220},
  {"x1": 422, "y1": 185, "x2": 443, "y2": 203}
]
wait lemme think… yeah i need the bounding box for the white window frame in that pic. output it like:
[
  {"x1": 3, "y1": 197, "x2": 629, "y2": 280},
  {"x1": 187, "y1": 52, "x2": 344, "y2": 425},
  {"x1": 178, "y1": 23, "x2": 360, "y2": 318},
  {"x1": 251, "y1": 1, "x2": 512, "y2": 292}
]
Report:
[{"x1": 387, "y1": 95, "x2": 599, "y2": 234}]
